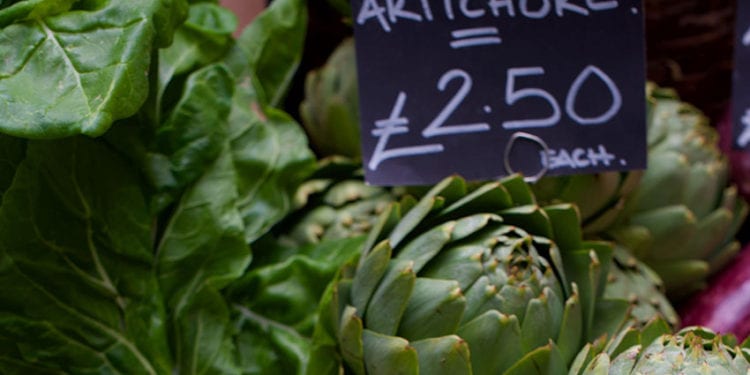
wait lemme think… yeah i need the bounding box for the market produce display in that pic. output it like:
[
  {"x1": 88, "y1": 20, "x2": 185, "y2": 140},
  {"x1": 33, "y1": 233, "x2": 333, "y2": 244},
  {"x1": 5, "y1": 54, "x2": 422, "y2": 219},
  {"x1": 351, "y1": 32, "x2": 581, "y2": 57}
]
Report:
[{"x1": 1, "y1": 0, "x2": 750, "y2": 374}]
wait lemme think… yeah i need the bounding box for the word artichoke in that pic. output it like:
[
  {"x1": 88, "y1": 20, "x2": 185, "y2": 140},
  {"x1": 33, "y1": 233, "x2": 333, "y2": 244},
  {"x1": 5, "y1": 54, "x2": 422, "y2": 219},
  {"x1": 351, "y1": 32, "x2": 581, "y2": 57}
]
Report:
[{"x1": 308, "y1": 175, "x2": 625, "y2": 375}]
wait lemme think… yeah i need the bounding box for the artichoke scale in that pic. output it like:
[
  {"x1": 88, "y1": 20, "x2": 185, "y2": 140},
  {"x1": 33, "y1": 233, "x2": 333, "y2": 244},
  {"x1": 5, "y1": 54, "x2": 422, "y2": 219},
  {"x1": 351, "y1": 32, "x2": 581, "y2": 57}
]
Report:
[
  {"x1": 411, "y1": 335, "x2": 473, "y2": 375},
  {"x1": 351, "y1": 240, "x2": 392, "y2": 315},
  {"x1": 397, "y1": 278, "x2": 466, "y2": 341},
  {"x1": 362, "y1": 330, "x2": 418, "y2": 375},
  {"x1": 456, "y1": 310, "x2": 524, "y2": 375},
  {"x1": 364, "y1": 260, "x2": 416, "y2": 336}
]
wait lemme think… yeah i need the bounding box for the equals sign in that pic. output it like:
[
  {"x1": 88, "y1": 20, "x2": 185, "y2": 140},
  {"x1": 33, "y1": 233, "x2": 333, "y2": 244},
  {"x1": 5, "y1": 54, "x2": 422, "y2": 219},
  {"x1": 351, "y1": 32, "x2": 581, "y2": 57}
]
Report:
[{"x1": 450, "y1": 27, "x2": 502, "y2": 49}]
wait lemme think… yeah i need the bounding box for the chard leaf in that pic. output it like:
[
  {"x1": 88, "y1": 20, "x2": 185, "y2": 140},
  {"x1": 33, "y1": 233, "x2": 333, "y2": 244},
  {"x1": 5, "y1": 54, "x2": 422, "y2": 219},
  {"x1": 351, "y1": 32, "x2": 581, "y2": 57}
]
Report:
[
  {"x1": 157, "y1": 145, "x2": 250, "y2": 374},
  {"x1": 228, "y1": 236, "x2": 365, "y2": 375},
  {"x1": 0, "y1": 0, "x2": 75, "y2": 26},
  {"x1": 228, "y1": 78, "x2": 316, "y2": 243},
  {"x1": 226, "y1": 0, "x2": 307, "y2": 107},
  {"x1": 151, "y1": 63, "x2": 234, "y2": 210},
  {"x1": 0, "y1": 0, "x2": 188, "y2": 139},
  {"x1": 0, "y1": 137, "x2": 171, "y2": 374},
  {"x1": 0, "y1": 134, "x2": 25, "y2": 203},
  {"x1": 233, "y1": 305, "x2": 311, "y2": 375},
  {"x1": 156, "y1": 2, "x2": 237, "y2": 119}
]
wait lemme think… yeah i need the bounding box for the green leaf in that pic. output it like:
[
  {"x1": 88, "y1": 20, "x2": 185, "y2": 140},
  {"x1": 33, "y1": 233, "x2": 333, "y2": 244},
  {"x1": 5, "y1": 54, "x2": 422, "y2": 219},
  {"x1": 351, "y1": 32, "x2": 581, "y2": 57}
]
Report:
[
  {"x1": 157, "y1": 147, "x2": 250, "y2": 374},
  {"x1": 0, "y1": 137, "x2": 171, "y2": 373},
  {"x1": 227, "y1": 0, "x2": 307, "y2": 107},
  {"x1": 227, "y1": 236, "x2": 365, "y2": 335},
  {"x1": 156, "y1": 2, "x2": 237, "y2": 120},
  {"x1": 232, "y1": 304, "x2": 311, "y2": 375},
  {"x1": 0, "y1": 134, "x2": 25, "y2": 204},
  {"x1": 0, "y1": 0, "x2": 188, "y2": 138},
  {"x1": 150, "y1": 63, "x2": 234, "y2": 210},
  {"x1": 227, "y1": 83, "x2": 317, "y2": 242},
  {"x1": 0, "y1": 0, "x2": 75, "y2": 26}
]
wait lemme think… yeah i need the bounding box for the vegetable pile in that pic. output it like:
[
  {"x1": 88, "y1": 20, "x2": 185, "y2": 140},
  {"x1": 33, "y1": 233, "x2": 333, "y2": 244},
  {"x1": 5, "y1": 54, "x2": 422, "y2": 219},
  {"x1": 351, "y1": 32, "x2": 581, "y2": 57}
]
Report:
[{"x1": 2, "y1": 1, "x2": 750, "y2": 374}]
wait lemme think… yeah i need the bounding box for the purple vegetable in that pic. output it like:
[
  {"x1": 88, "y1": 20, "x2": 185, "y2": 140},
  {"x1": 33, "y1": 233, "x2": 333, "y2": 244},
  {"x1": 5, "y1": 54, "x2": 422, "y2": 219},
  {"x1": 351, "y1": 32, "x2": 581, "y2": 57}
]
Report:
[{"x1": 679, "y1": 242, "x2": 750, "y2": 340}]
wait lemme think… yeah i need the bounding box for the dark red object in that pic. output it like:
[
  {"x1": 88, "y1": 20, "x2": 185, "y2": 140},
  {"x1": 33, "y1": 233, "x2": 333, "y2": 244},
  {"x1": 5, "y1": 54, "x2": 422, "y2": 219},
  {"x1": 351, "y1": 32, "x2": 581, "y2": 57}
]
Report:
[{"x1": 679, "y1": 242, "x2": 750, "y2": 340}]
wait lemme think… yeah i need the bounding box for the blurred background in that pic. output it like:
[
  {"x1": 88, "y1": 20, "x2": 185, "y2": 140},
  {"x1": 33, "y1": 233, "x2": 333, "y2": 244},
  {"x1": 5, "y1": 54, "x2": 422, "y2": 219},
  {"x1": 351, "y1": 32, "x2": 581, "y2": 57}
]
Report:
[{"x1": 220, "y1": 0, "x2": 266, "y2": 34}]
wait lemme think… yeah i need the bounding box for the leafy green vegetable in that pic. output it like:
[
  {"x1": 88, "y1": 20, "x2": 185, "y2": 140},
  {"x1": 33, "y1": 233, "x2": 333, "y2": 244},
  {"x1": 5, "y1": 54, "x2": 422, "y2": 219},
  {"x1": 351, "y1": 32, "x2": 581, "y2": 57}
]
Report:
[
  {"x1": 227, "y1": 0, "x2": 307, "y2": 107},
  {"x1": 228, "y1": 236, "x2": 365, "y2": 375},
  {"x1": 0, "y1": 0, "x2": 188, "y2": 138},
  {"x1": 0, "y1": 0, "x2": 319, "y2": 372},
  {"x1": 0, "y1": 137, "x2": 172, "y2": 374}
]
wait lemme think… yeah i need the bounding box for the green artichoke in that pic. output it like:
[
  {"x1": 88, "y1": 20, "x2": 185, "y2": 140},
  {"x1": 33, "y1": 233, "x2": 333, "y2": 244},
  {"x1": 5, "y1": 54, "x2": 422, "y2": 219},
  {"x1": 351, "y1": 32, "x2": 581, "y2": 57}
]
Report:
[
  {"x1": 308, "y1": 175, "x2": 626, "y2": 375},
  {"x1": 532, "y1": 171, "x2": 643, "y2": 235},
  {"x1": 609, "y1": 84, "x2": 748, "y2": 298},
  {"x1": 272, "y1": 157, "x2": 396, "y2": 248},
  {"x1": 300, "y1": 38, "x2": 361, "y2": 160},
  {"x1": 602, "y1": 246, "x2": 679, "y2": 329},
  {"x1": 570, "y1": 325, "x2": 750, "y2": 374},
  {"x1": 535, "y1": 84, "x2": 748, "y2": 299}
]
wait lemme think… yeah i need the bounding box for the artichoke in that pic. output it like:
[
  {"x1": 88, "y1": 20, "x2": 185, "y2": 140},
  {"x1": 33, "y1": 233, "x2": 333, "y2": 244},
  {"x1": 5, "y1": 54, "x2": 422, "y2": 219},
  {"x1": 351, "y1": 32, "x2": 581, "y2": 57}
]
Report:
[
  {"x1": 602, "y1": 246, "x2": 679, "y2": 329},
  {"x1": 271, "y1": 157, "x2": 396, "y2": 248},
  {"x1": 532, "y1": 171, "x2": 642, "y2": 235},
  {"x1": 308, "y1": 175, "x2": 627, "y2": 375},
  {"x1": 608, "y1": 84, "x2": 748, "y2": 298},
  {"x1": 570, "y1": 324, "x2": 750, "y2": 374},
  {"x1": 535, "y1": 84, "x2": 748, "y2": 299},
  {"x1": 300, "y1": 38, "x2": 361, "y2": 160}
]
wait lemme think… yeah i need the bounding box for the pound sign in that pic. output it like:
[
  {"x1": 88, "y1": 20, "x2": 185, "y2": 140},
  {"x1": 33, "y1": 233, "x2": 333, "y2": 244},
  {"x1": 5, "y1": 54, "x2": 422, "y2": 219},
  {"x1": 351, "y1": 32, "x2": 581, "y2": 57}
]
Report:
[{"x1": 368, "y1": 92, "x2": 445, "y2": 171}]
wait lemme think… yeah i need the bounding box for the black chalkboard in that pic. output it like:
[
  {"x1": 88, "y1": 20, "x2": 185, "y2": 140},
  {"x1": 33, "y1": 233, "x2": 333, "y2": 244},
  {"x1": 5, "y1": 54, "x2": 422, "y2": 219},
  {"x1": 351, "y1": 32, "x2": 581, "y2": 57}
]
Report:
[
  {"x1": 350, "y1": 0, "x2": 647, "y2": 186},
  {"x1": 733, "y1": 1, "x2": 750, "y2": 150}
]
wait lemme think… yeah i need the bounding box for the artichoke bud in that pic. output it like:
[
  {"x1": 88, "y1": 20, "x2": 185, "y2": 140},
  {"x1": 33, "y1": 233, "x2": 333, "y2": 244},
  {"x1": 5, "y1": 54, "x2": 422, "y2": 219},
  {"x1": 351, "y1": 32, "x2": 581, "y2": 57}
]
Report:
[
  {"x1": 572, "y1": 325, "x2": 750, "y2": 375},
  {"x1": 272, "y1": 158, "x2": 400, "y2": 248},
  {"x1": 608, "y1": 85, "x2": 750, "y2": 298},
  {"x1": 533, "y1": 83, "x2": 747, "y2": 301},
  {"x1": 310, "y1": 175, "x2": 617, "y2": 374},
  {"x1": 300, "y1": 38, "x2": 361, "y2": 160}
]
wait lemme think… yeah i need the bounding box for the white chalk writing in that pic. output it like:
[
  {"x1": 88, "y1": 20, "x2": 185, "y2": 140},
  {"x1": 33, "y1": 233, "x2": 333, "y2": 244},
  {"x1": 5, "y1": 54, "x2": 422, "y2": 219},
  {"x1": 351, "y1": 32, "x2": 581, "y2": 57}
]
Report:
[
  {"x1": 368, "y1": 92, "x2": 444, "y2": 171},
  {"x1": 357, "y1": 0, "x2": 620, "y2": 32},
  {"x1": 542, "y1": 145, "x2": 617, "y2": 170},
  {"x1": 738, "y1": 109, "x2": 750, "y2": 148}
]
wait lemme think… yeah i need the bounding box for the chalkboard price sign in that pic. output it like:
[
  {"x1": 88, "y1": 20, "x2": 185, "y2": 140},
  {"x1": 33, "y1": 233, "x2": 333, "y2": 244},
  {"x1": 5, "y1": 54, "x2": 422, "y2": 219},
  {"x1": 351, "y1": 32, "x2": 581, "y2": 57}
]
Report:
[
  {"x1": 733, "y1": 0, "x2": 750, "y2": 150},
  {"x1": 351, "y1": 0, "x2": 647, "y2": 186}
]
